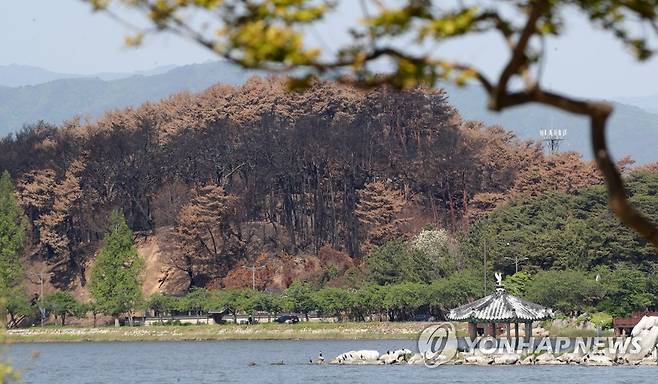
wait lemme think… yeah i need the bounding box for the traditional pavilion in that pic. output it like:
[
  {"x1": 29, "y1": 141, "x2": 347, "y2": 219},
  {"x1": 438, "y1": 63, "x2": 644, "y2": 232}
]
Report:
[{"x1": 447, "y1": 273, "x2": 553, "y2": 345}]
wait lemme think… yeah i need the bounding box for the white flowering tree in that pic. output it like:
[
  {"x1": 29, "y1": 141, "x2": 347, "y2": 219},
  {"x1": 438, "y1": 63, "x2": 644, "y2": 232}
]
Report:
[{"x1": 410, "y1": 228, "x2": 460, "y2": 276}]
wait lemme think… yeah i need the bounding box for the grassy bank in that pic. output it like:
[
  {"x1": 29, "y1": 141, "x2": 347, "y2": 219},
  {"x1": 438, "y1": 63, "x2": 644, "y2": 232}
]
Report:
[
  {"x1": 5, "y1": 322, "x2": 606, "y2": 343},
  {"x1": 4, "y1": 322, "x2": 434, "y2": 343}
]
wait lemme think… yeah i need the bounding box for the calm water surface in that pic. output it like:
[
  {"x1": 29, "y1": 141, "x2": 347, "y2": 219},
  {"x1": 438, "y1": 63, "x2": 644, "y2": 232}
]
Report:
[{"x1": 7, "y1": 340, "x2": 658, "y2": 384}]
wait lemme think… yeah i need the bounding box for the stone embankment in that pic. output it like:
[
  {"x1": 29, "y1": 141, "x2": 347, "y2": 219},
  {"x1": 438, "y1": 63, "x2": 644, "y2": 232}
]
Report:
[{"x1": 326, "y1": 348, "x2": 658, "y2": 366}]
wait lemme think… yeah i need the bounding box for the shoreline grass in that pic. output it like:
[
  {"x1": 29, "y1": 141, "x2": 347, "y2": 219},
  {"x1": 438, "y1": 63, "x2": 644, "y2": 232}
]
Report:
[
  {"x1": 4, "y1": 322, "x2": 606, "y2": 344},
  {"x1": 4, "y1": 322, "x2": 430, "y2": 343}
]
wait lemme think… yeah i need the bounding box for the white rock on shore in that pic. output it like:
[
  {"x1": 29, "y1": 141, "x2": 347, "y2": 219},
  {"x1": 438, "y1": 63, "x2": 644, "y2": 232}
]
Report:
[
  {"x1": 463, "y1": 354, "x2": 494, "y2": 365},
  {"x1": 534, "y1": 353, "x2": 565, "y2": 365},
  {"x1": 557, "y1": 351, "x2": 585, "y2": 365},
  {"x1": 583, "y1": 353, "x2": 613, "y2": 366},
  {"x1": 407, "y1": 353, "x2": 425, "y2": 365},
  {"x1": 493, "y1": 353, "x2": 520, "y2": 365}
]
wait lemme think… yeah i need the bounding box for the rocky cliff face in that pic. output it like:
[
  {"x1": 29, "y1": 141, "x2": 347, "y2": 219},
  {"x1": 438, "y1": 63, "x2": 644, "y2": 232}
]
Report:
[
  {"x1": 23, "y1": 227, "x2": 190, "y2": 301},
  {"x1": 22, "y1": 222, "x2": 356, "y2": 302},
  {"x1": 134, "y1": 227, "x2": 191, "y2": 297}
]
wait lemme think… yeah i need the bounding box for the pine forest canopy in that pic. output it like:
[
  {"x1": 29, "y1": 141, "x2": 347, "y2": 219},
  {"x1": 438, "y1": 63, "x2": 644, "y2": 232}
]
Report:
[
  {"x1": 82, "y1": 0, "x2": 658, "y2": 251},
  {"x1": 463, "y1": 169, "x2": 658, "y2": 276},
  {"x1": 0, "y1": 77, "x2": 622, "y2": 290},
  {"x1": 1, "y1": 63, "x2": 658, "y2": 166},
  {"x1": 1, "y1": 80, "x2": 658, "y2": 320}
]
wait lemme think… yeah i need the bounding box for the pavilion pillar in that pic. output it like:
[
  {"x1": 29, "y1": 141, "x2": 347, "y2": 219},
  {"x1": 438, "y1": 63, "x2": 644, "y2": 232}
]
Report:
[
  {"x1": 514, "y1": 322, "x2": 520, "y2": 350},
  {"x1": 524, "y1": 321, "x2": 532, "y2": 343},
  {"x1": 487, "y1": 323, "x2": 496, "y2": 337},
  {"x1": 506, "y1": 323, "x2": 511, "y2": 340},
  {"x1": 468, "y1": 322, "x2": 477, "y2": 340}
]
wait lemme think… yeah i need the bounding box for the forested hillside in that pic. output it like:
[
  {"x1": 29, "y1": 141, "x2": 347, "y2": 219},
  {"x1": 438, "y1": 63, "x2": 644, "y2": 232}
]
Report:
[
  {"x1": 1, "y1": 62, "x2": 657, "y2": 164},
  {"x1": 463, "y1": 169, "x2": 658, "y2": 275},
  {"x1": 0, "y1": 77, "x2": 617, "y2": 295}
]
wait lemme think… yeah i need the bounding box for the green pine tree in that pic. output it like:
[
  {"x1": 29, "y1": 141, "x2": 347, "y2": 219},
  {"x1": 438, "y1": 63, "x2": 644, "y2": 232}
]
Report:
[
  {"x1": 90, "y1": 211, "x2": 143, "y2": 326},
  {"x1": 0, "y1": 170, "x2": 30, "y2": 328}
]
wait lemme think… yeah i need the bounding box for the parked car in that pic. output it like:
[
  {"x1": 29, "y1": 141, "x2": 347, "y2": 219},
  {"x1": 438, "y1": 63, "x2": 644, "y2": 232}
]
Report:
[{"x1": 274, "y1": 315, "x2": 300, "y2": 324}]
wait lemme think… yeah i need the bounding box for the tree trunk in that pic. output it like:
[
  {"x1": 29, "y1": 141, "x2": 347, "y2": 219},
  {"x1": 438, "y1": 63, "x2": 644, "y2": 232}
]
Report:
[{"x1": 61, "y1": 314, "x2": 66, "y2": 326}]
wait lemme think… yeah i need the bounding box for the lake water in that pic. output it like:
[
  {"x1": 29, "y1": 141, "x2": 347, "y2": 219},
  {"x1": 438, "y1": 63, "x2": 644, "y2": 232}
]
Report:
[{"x1": 7, "y1": 340, "x2": 658, "y2": 383}]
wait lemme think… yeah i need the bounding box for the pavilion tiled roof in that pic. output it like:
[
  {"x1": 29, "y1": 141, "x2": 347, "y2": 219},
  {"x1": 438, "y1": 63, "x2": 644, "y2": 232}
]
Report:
[{"x1": 446, "y1": 288, "x2": 553, "y2": 323}]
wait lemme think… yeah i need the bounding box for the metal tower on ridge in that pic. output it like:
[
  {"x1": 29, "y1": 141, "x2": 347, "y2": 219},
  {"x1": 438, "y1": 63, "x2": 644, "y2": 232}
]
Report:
[{"x1": 539, "y1": 128, "x2": 567, "y2": 155}]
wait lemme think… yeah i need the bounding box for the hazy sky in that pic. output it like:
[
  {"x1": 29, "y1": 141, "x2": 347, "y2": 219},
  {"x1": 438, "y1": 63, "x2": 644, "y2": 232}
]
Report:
[{"x1": 1, "y1": 0, "x2": 657, "y2": 98}]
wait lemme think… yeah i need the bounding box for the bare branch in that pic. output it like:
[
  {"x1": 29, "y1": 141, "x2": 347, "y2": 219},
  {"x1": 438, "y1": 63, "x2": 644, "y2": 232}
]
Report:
[{"x1": 494, "y1": 0, "x2": 548, "y2": 105}]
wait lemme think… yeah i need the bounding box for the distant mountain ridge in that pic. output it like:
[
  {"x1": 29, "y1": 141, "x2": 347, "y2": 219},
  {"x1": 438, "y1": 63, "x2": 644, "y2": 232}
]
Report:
[
  {"x1": 0, "y1": 64, "x2": 80, "y2": 87},
  {"x1": 89, "y1": 64, "x2": 178, "y2": 81},
  {"x1": 0, "y1": 62, "x2": 254, "y2": 136},
  {"x1": 616, "y1": 94, "x2": 658, "y2": 114},
  {"x1": 0, "y1": 63, "x2": 180, "y2": 87},
  {"x1": 0, "y1": 62, "x2": 656, "y2": 164},
  {"x1": 443, "y1": 84, "x2": 658, "y2": 165}
]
